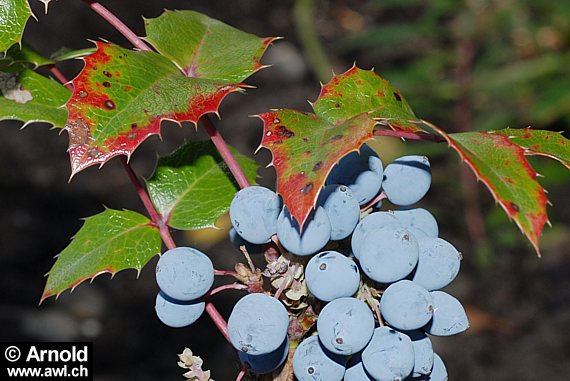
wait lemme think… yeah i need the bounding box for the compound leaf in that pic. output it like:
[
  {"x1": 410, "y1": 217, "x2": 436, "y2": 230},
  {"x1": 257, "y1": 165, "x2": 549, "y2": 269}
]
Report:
[
  {"x1": 41, "y1": 209, "x2": 161, "y2": 302},
  {"x1": 147, "y1": 140, "x2": 258, "y2": 230}
]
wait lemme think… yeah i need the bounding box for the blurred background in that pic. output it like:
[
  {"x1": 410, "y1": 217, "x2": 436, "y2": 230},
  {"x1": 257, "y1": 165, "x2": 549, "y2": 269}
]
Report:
[{"x1": 1, "y1": 0, "x2": 569, "y2": 379}]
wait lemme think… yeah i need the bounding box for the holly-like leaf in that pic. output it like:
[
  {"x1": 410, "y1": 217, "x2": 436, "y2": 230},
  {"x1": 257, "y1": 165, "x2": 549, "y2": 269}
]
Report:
[
  {"x1": 41, "y1": 209, "x2": 161, "y2": 302},
  {"x1": 491, "y1": 127, "x2": 570, "y2": 169},
  {"x1": 422, "y1": 122, "x2": 549, "y2": 254},
  {"x1": 0, "y1": 64, "x2": 70, "y2": 127},
  {"x1": 147, "y1": 140, "x2": 258, "y2": 230},
  {"x1": 65, "y1": 42, "x2": 243, "y2": 176},
  {"x1": 257, "y1": 111, "x2": 377, "y2": 228},
  {"x1": 0, "y1": 0, "x2": 31, "y2": 52},
  {"x1": 65, "y1": 11, "x2": 275, "y2": 176},
  {"x1": 143, "y1": 10, "x2": 276, "y2": 82},
  {"x1": 312, "y1": 66, "x2": 421, "y2": 132}
]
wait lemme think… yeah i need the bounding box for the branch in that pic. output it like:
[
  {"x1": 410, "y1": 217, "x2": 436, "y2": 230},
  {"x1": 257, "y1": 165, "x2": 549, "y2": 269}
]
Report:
[
  {"x1": 205, "y1": 302, "x2": 229, "y2": 342},
  {"x1": 48, "y1": 65, "x2": 73, "y2": 91},
  {"x1": 201, "y1": 116, "x2": 251, "y2": 189},
  {"x1": 81, "y1": 0, "x2": 152, "y2": 51},
  {"x1": 373, "y1": 128, "x2": 446, "y2": 142}
]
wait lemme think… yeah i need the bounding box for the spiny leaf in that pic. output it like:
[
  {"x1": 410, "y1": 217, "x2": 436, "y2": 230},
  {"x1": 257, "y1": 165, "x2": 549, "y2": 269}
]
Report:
[
  {"x1": 50, "y1": 46, "x2": 97, "y2": 62},
  {"x1": 147, "y1": 140, "x2": 258, "y2": 230},
  {"x1": 0, "y1": 63, "x2": 70, "y2": 127},
  {"x1": 0, "y1": 0, "x2": 31, "y2": 52},
  {"x1": 65, "y1": 42, "x2": 242, "y2": 176},
  {"x1": 41, "y1": 209, "x2": 161, "y2": 302},
  {"x1": 491, "y1": 127, "x2": 570, "y2": 169},
  {"x1": 312, "y1": 65, "x2": 420, "y2": 132},
  {"x1": 143, "y1": 10, "x2": 276, "y2": 82},
  {"x1": 423, "y1": 122, "x2": 548, "y2": 254}
]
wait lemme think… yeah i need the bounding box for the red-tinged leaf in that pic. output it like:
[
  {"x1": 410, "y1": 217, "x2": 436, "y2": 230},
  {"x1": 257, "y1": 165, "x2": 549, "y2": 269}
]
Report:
[
  {"x1": 424, "y1": 122, "x2": 548, "y2": 254},
  {"x1": 257, "y1": 110, "x2": 377, "y2": 227},
  {"x1": 491, "y1": 127, "x2": 570, "y2": 169},
  {"x1": 65, "y1": 42, "x2": 242, "y2": 176},
  {"x1": 312, "y1": 66, "x2": 422, "y2": 132}
]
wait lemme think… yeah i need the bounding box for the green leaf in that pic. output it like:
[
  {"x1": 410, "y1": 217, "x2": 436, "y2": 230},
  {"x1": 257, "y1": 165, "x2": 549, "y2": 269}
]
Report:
[
  {"x1": 312, "y1": 66, "x2": 420, "y2": 132},
  {"x1": 143, "y1": 10, "x2": 275, "y2": 82},
  {"x1": 41, "y1": 209, "x2": 161, "y2": 302},
  {"x1": 431, "y1": 127, "x2": 548, "y2": 254},
  {"x1": 147, "y1": 140, "x2": 258, "y2": 230},
  {"x1": 492, "y1": 127, "x2": 570, "y2": 169},
  {"x1": 65, "y1": 42, "x2": 243, "y2": 176},
  {"x1": 0, "y1": 0, "x2": 31, "y2": 52},
  {"x1": 0, "y1": 64, "x2": 70, "y2": 127}
]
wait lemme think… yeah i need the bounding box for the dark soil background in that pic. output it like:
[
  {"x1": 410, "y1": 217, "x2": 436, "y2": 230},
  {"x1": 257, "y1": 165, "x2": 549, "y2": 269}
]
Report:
[{"x1": 1, "y1": 1, "x2": 569, "y2": 380}]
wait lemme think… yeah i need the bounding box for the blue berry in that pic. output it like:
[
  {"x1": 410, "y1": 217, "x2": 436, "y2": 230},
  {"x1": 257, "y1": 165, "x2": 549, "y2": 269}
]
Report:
[
  {"x1": 155, "y1": 247, "x2": 214, "y2": 301},
  {"x1": 154, "y1": 292, "x2": 204, "y2": 328},
  {"x1": 428, "y1": 353, "x2": 448, "y2": 380},
  {"x1": 382, "y1": 155, "x2": 431, "y2": 206},
  {"x1": 227, "y1": 293, "x2": 289, "y2": 355},
  {"x1": 317, "y1": 184, "x2": 360, "y2": 240},
  {"x1": 305, "y1": 251, "x2": 360, "y2": 302},
  {"x1": 411, "y1": 237, "x2": 461, "y2": 291},
  {"x1": 238, "y1": 336, "x2": 289, "y2": 374},
  {"x1": 380, "y1": 280, "x2": 434, "y2": 330},
  {"x1": 276, "y1": 206, "x2": 331, "y2": 256},
  {"x1": 230, "y1": 186, "x2": 281, "y2": 244},
  {"x1": 344, "y1": 353, "x2": 374, "y2": 381},
  {"x1": 424, "y1": 291, "x2": 469, "y2": 336},
  {"x1": 351, "y1": 212, "x2": 402, "y2": 259},
  {"x1": 292, "y1": 335, "x2": 346, "y2": 381},
  {"x1": 317, "y1": 297, "x2": 374, "y2": 355},
  {"x1": 405, "y1": 330, "x2": 434, "y2": 377},
  {"x1": 393, "y1": 207, "x2": 439, "y2": 238},
  {"x1": 361, "y1": 327, "x2": 414, "y2": 381}
]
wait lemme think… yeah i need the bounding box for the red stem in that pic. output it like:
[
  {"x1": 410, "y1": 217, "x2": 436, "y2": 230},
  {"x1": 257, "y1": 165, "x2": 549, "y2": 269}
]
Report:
[
  {"x1": 207, "y1": 283, "x2": 247, "y2": 297},
  {"x1": 119, "y1": 157, "x2": 177, "y2": 250},
  {"x1": 48, "y1": 65, "x2": 73, "y2": 91},
  {"x1": 205, "y1": 302, "x2": 229, "y2": 342},
  {"x1": 214, "y1": 269, "x2": 238, "y2": 276},
  {"x1": 373, "y1": 128, "x2": 446, "y2": 142},
  {"x1": 81, "y1": 0, "x2": 151, "y2": 51},
  {"x1": 201, "y1": 116, "x2": 251, "y2": 189},
  {"x1": 361, "y1": 191, "x2": 387, "y2": 212},
  {"x1": 236, "y1": 366, "x2": 247, "y2": 381}
]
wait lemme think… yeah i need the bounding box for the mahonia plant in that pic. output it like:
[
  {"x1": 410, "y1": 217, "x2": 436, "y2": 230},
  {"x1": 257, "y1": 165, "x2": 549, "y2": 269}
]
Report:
[{"x1": 1, "y1": 1, "x2": 569, "y2": 381}]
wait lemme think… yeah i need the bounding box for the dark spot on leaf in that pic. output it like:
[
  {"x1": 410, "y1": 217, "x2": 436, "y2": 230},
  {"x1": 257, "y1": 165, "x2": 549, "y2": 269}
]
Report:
[
  {"x1": 300, "y1": 182, "x2": 314, "y2": 195},
  {"x1": 394, "y1": 92, "x2": 402, "y2": 101},
  {"x1": 131, "y1": 123, "x2": 137, "y2": 129},
  {"x1": 510, "y1": 202, "x2": 520, "y2": 213},
  {"x1": 104, "y1": 100, "x2": 116, "y2": 110},
  {"x1": 335, "y1": 102, "x2": 340, "y2": 108},
  {"x1": 102, "y1": 81, "x2": 111, "y2": 87},
  {"x1": 331, "y1": 134, "x2": 343, "y2": 141},
  {"x1": 276, "y1": 125, "x2": 294, "y2": 138},
  {"x1": 313, "y1": 161, "x2": 323, "y2": 172},
  {"x1": 78, "y1": 91, "x2": 87, "y2": 98},
  {"x1": 102, "y1": 70, "x2": 112, "y2": 78},
  {"x1": 302, "y1": 137, "x2": 309, "y2": 142},
  {"x1": 124, "y1": 85, "x2": 132, "y2": 92}
]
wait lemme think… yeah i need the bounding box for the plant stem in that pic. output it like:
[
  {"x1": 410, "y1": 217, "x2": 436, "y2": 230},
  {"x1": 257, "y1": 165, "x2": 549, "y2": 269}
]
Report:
[
  {"x1": 205, "y1": 302, "x2": 229, "y2": 341},
  {"x1": 201, "y1": 116, "x2": 251, "y2": 189},
  {"x1": 208, "y1": 283, "x2": 248, "y2": 297},
  {"x1": 361, "y1": 191, "x2": 387, "y2": 212},
  {"x1": 373, "y1": 128, "x2": 446, "y2": 142},
  {"x1": 214, "y1": 269, "x2": 238, "y2": 276},
  {"x1": 236, "y1": 366, "x2": 247, "y2": 381},
  {"x1": 48, "y1": 65, "x2": 73, "y2": 91},
  {"x1": 81, "y1": 0, "x2": 151, "y2": 51},
  {"x1": 119, "y1": 157, "x2": 176, "y2": 250}
]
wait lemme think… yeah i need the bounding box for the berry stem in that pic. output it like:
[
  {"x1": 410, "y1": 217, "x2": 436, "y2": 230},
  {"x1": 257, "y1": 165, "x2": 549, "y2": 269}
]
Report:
[
  {"x1": 81, "y1": 0, "x2": 152, "y2": 51},
  {"x1": 361, "y1": 191, "x2": 387, "y2": 212},
  {"x1": 201, "y1": 116, "x2": 251, "y2": 189},
  {"x1": 214, "y1": 269, "x2": 238, "y2": 276},
  {"x1": 205, "y1": 302, "x2": 230, "y2": 342},
  {"x1": 235, "y1": 365, "x2": 247, "y2": 381},
  {"x1": 208, "y1": 283, "x2": 248, "y2": 297},
  {"x1": 373, "y1": 128, "x2": 446, "y2": 142}
]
